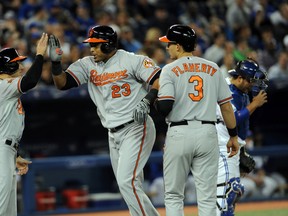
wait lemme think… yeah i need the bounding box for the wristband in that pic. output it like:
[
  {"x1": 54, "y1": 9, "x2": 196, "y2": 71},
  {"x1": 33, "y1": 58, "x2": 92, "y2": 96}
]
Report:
[
  {"x1": 227, "y1": 127, "x2": 238, "y2": 137},
  {"x1": 51, "y1": 61, "x2": 63, "y2": 76}
]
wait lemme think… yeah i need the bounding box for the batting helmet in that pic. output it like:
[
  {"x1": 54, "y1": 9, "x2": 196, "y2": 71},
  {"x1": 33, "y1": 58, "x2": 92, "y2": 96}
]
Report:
[
  {"x1": 159, "y1": 24, "x2": 197, "y2": 52},
  {"x1": 83, "y1": 25, "x2": 117, "y2": 54},
  {"x1": 228, "y1": 59, "x2": 259, "y2": 82},
  {"x1": 0, "y1": 48, "x2": 27, "y2": 75}
]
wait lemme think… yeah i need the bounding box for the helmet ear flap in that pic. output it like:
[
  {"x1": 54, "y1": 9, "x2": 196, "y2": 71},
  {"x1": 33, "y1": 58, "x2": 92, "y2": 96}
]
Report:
[
  {"x1": 100, "y1": 43, "x2": 114, "y2": 54},
  {"x1": 0, "y1": 61, "x2": 19, "y2": 75},
  {"x1": 6, "y1": 62, "x2": 19, "y2": 74}
]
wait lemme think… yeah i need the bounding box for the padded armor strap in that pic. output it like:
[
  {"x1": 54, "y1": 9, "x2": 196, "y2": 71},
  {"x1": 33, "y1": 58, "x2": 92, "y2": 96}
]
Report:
[
  {"x1": 224, "y1": 177, "x2": 244, "y2": 216},
  {"x1": 217, "y1": 177, "x2": 244, "y2": 216}
]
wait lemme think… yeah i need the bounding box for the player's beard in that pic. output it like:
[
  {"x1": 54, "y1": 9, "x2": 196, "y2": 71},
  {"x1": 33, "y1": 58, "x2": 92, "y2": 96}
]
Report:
[{"x1": 94, "y1": 53, "x2": 110, "y2": 63}]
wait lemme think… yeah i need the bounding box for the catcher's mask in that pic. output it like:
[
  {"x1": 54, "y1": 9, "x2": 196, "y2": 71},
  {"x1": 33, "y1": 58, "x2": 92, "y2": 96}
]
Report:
[
  {"x1": 83, "y1": 25, "x2": 117, "y2": 54},
  {"x1": 251, "y1": 69, "x2": 269, "y2": 97},
  {"x1": 0, "y1": 48, "x2": 27, "y2": 75},
  {"x1": 159, "y1": 24, "x2": 197, "y2": 52}
]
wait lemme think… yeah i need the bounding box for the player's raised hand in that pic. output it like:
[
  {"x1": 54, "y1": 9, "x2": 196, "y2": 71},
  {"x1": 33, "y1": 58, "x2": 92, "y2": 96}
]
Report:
[
  {"x1": 36, "y1": 33, "x2": 49, "y2": 56},
  {"x1": 48, "y1": 34, "x2": 63, "y2": 62},
  {"x1": 133, "y1": 98, "x2": 150, "y2": 124},
  {"x1": 227, "y1": 136, "x2": 239, "y2": 158},
  {"x1": 252, "y1": 90, "x2": 268, "y2": 107},
  {"x1": 16, "y1": 156, "x2": 32, "y2": 175}
]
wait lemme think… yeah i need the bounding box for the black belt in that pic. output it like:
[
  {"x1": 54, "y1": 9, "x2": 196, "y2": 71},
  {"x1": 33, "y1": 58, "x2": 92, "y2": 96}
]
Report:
[
  {"x1": 170, "y1": 120, "x2": 215, "y2": 127},
  {"x1": 110, "y1": 120, "x2": 134, "y2": 133},
  {"x1": 216, "y1": 119, "x2": 225, "y2": 124},
  {"x1": 5, "y1": 139, "x2": 19, "y2": 151}
]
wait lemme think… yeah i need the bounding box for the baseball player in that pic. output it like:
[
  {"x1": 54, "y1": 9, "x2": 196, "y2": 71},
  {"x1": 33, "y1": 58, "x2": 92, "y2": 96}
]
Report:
[
  {"x1": 155, "y1": 24, "x2": 239, "y2": 216},
  {"x1": 48, "y1": 25, "x2": 161, "y2": 216},
  {"x1": 216, "y1": 59, "x2": 268, "y2": 216},
  {"x1": 0, "y1": 33, "x2": 48, "y2": 216}
]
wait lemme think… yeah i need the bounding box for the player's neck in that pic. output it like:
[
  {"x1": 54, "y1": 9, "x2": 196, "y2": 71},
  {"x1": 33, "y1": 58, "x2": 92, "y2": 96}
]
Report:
[
  {"x1": 0, "y1": 74, "x2": 12, "y2": 79},
  {"x1": 178, "y1": 52, "x2": 193, "y2": 59}
]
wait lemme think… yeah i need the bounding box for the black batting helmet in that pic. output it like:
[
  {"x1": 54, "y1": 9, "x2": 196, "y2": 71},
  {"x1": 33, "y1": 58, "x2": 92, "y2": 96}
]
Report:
[
  {"x1": 159, "y1": 24, "x2": 197, "y2": 52},
  {"x1": 83, "y1": 25, "x2": 117, "y2": 54},
  {"x1": 0, "y1": 48, "x2": 27, "y2": 75}
]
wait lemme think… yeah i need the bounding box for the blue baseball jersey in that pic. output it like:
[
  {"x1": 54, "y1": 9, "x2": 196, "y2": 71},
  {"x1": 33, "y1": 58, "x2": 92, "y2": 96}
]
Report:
[{"x1": 229, "y1": 84, "x2": 250, "y2": 140}]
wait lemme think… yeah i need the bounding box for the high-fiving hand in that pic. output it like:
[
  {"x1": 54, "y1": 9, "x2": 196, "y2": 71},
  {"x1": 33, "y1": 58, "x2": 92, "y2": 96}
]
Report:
[{"x1": 48, "y1": 35, "x2": 63, "y2": 62}]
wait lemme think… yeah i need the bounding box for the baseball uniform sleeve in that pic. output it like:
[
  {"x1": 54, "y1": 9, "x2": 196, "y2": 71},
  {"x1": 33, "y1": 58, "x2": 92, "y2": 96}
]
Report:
[
  {"x1": 0, "y1": 77, "x2": 22, "y2": 99},
  {"x1": 133, "y1": 54, "x2": 161, "y2": 86},
  {"x1": 65, "y1": 57, "x2": 91, "y2": 85},
  {"x1": 217, "y1": 71, "x2": 232, "y2": 105},
  {"x1": 157, "y1": 65, "x2": 175, "y2": 102}
]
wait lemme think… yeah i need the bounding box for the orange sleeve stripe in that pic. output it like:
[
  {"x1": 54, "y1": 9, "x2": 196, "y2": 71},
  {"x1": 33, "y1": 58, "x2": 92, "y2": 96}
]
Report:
[
  {"x1": 146, "y1": 68, "x2": 161, "y2": 83},
  {"x1": 218, "y1": 96, "x2": 233, "y2": 104},
  {"x1": 158, "y1": 96, "x2": 175, "y2": 100},
  {"x1": 67, "y1": 70, "x2": 81, "y2": 86},
  {"x1": 17, "y1": 77, "x2": 23, "y2": 93}
]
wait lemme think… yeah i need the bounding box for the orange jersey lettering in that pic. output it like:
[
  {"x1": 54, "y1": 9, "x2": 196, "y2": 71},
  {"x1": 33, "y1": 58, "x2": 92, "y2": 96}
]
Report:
[
  {"x1": 171, "y1": 63, "x2": 218, "y2": 77},
  {"x1": 90, "y1": 69, "x2": 129, "y2": 86}
]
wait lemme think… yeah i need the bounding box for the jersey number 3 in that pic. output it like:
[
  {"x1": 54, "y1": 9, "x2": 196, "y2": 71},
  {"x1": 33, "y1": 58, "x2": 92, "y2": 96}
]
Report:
[
  {"x1": 111, "y1": 83, "x2": 131, "y2": 98},
  {"x1": 189, "y1": 75, "x2": 203, "y2": 101}
]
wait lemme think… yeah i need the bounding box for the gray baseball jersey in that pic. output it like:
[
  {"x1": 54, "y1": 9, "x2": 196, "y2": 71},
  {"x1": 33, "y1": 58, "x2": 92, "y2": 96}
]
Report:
[
  {"x1": 66, "y1": 49, "x2": 161, "y2": 216},
  {"x1": 158, "y1": 56, "x2": 232, "y2": 122},
  {"x1": 0, "y1": 77, "x2": 24, "y2": 143},
  {"x1": 158, "y1": 56, "x2": 232, "y2": 216},
  {"x1": 0, "y1": 77, "x2": 24, "y2": 216},
  {"x1": 66, "y1": 49, "x2": 160, "y2": 129}
]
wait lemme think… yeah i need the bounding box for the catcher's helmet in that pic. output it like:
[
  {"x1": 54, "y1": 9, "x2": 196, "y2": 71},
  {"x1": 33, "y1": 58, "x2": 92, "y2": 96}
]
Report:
[
  {"x1": 251, "y1": 69, "x2": 269, "y2": 97},
  {"x1": 0, "y1": 48, "x2": 27, "y2": 75},
  {"x1": 228, "y1": 59, "x2": 259, "y2": 82},
  {"x1": 83, "y1": 25, "x2": 117, "y2": 54},
  {"x1": 159, "y1": 24, "x2": 197, "y2": 52}
]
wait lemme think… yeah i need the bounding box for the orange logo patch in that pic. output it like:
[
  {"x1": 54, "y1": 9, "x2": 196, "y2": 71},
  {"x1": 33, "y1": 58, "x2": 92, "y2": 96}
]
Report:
[
  {"x1": 55, "y1": 48, "x2": 63, "y2": 55},
  {"x1": 143, "y1": 59, "x2": 154, "y2": 68},
  {"x1": 88, "y1": 29, "x2": 94, "y2": 38}
]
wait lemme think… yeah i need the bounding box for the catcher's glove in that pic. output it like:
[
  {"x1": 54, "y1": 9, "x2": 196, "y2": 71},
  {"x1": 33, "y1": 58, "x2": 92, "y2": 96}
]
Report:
[{"x1": 239, "y1": 147, "x2": 255, "y2": 174}]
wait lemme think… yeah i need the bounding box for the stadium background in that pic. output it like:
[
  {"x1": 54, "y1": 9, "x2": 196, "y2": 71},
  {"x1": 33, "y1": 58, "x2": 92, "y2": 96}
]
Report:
[{"x1": 1, "y1": 0, "x2": 288, "y2": 215}]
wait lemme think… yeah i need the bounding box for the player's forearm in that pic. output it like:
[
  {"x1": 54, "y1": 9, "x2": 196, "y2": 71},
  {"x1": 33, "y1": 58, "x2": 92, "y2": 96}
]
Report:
[
  {"x1": 144, "y1": 78, "x2": 159, "y2": 105},
  {"x1": 20, "y1": 55, "x2": 44, "y2": 92},
  {"x1": 52, "y1": 72, "x2": 67, "y2": 89},
  {"x1": 51, "y1": 61, "x2": 66, "y2": 89},
  {"x1": 246, "y1": 101, "x2": 259, "y2": 115},
  {"x1": 151, "y1": 78, "x2": 159, "y2": 90},
  {"x1": 220, "y1": 102, "x2": 237, "y2": 136}
]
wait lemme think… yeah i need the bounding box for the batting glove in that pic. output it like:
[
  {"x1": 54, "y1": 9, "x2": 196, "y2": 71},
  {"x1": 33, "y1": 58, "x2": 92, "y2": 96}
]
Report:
[
  {"x1": 48, "y1": 35, "x2": 63, "y2": 62},
  {"x1": 133, "y1": 98, "x2": 150, "y2": 124}
]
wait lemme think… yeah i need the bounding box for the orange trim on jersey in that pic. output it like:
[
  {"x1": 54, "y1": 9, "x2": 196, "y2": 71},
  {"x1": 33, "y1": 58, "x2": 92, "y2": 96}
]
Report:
[
  {"x1": 17, "y1": 77, "x2": 23, "y2": 93},
  {"x1": 66, "y1": 70, "x2": 81, "y2": 86},
  {"x1": 158, "y1": 96, "x2": 175, "y2": 100},
  {"x1": 146, "y1": 68, "x2": 161, "y2": 84},
  {"x1": 218, "y1": 96, "x2": 233, "y2": 105},
  {"x1": 131, "y1": 122, "x2": 147, "y2": 216}
]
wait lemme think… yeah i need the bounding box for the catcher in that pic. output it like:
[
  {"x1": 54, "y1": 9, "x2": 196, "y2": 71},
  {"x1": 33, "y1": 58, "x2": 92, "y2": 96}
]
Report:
[{"x1": 215, "y1": 58, "x2": 268, "y2": 216}]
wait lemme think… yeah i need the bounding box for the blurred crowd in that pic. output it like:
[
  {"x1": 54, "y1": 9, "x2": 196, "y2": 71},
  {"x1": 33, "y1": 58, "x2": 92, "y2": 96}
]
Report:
[
  {"x1": 1, "y1": 0, "x2": 288, "y2": 88},
  {"x1": 2, "y1": 0, "x2": 287, "y2": 206}
]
